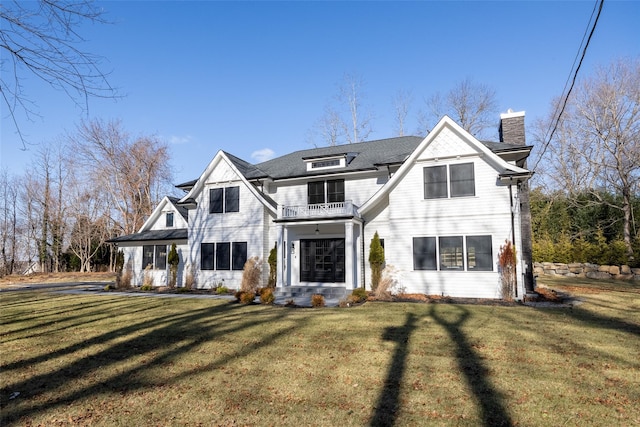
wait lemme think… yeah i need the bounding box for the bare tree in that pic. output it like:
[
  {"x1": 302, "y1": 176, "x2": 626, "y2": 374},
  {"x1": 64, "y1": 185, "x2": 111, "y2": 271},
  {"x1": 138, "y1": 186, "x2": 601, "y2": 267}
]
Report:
[
  {"x1": 0, "y1": 0, "x2": 117, "y2": 146},
  {"x1": 421, "y1": 78, "x2": 498, "y2": 138},
  {"x1": 67, "y1": 187, "x2": 110, "y2": 272},
  {"x1": 338, "y1": 73, "x2": 373, "y2": 144},
  {"x1": 392, "y1": 89, "x2": 413, "y2": 137},
  {"x1": 0, "y1": 169, "x2": 22, "y2": 276},
  {"x1": 308, "y1": 73, "x2": 374, "y2": 146},
  {"x1": 534, "y1": 57, "x2": 640, "y2": 258},
  {"x1": 20, "y1": 143, "x2": 70, "y2": 272},
  {"x1": 69, "y1": 119, "x2": 173, "y2": 235},
  {"x1": 308, "y1": 105, "x2": 344, "y2": 147}
]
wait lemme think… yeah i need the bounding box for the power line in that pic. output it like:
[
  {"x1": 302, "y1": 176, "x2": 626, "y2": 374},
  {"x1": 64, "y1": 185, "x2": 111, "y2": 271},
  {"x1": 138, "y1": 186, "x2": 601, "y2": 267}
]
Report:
[{"x1": 531, "y1": 0, "x2": 604, "y2": 174}]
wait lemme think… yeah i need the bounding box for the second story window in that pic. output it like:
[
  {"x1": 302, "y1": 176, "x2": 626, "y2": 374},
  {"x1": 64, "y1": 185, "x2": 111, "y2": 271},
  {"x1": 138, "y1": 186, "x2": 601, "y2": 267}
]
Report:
[
  {"x1": 166, "y1": 212, "x2": 174, "y2": 227},
  {"x1": 424, "y1": 163, "x2": 475, "y2": 199},
  {"x1": 209, "y1": 186, "x2": 240, "y2": 214},
  {"x1": 307, "y1": 179, "x2": 344, "y2": 205}
]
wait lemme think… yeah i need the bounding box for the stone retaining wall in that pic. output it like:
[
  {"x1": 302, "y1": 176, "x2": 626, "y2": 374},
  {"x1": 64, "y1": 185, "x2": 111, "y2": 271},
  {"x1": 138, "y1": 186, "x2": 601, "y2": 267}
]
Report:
[{"x1": 534, "y1": 262, "x2": 640, "y2": 281}]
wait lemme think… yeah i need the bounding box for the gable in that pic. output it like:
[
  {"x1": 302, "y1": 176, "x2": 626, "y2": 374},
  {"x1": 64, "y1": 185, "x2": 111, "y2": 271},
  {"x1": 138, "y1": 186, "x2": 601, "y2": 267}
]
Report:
[
  {"x1": 417, "y1": 126, "x2": 477, "y2": 160},
  {"x1": 139, "y1": 196, "x2": 189, "y2": 233},
  {"x1": 359, "y1": 116, "x2": 530, "y2": 215},
  {"x1": 179, "y1": 150, "x2": 277, "y2": 215}
]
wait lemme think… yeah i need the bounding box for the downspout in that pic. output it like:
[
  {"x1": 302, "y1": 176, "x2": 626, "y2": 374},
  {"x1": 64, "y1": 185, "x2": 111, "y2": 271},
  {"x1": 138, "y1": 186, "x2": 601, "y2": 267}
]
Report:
[
  {"x1": 508, "y1": 183, "x2": 518, "y2": 298},
  {"x1": 361, "y1": 220, "x2": 366, "y2": 289}
]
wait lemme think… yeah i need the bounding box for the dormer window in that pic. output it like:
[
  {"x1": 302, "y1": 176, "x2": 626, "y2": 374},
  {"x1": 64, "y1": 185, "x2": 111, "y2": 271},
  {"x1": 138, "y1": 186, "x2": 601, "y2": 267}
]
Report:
[
  {"x1": 312, "y1": 159, "x2": 340, "y2": 168},
  {"x1": 303, "y1": 152, "x2": 357, "y2": 172},
  {"x1": 166, "y1": 212, "x2": 174, "y2": 227}
]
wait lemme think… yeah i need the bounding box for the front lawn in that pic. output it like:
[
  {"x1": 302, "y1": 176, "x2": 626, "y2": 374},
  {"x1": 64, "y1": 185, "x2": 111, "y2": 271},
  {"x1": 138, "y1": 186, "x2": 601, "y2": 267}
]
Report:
[{"x1": 1, "y1": 280, "x2": 638, "y2": 426}]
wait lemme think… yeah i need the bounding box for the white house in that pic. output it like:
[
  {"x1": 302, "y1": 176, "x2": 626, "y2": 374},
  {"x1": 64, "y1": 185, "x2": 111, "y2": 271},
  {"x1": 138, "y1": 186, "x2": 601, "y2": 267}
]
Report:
[{"x1": 110, "y1": 113, "x2": 533, "y2": 300}]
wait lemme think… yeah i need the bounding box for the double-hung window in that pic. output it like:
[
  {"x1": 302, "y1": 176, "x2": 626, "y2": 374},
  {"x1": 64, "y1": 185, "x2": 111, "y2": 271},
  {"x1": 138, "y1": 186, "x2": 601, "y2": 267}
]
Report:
[
  {"x1": 166, "y1": 212, "x2": 174, "y2": 227},
  {"x1": 307, "y1": 182, "x2": 325, "y2": 205},
  {"x1": 307, "y1": 179, "x2": 345, "y2": 205},
  {"x1": 209, "y1": 187, "x2": 240, "y2": 213},
  {"x1": 424, "y1": 163, "x2": 475, "y2": 199},
  {"x1": 413, "y1": 237, "x2": 437, "y2": 270},
  {"x1": 201, "y1": 243, "x2": 215, "y2": 270}
]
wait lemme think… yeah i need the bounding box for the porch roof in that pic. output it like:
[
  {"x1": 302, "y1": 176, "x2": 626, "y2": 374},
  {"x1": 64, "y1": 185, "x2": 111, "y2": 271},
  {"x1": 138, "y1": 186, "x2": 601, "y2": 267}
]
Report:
[{"x1": 108, "y1": 228, "x2": 188, "y2": 243}]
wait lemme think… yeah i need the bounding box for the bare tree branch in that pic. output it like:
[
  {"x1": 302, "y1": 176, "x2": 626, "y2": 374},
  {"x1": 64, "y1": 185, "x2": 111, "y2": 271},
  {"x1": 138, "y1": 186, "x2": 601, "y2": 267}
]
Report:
[{"x1": 0, "y1": 0, "x2": 118, "y2": 148}]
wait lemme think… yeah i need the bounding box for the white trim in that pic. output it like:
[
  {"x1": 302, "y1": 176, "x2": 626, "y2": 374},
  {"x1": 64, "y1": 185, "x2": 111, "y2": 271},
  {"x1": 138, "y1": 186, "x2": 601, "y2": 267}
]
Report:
[{"x1": 500, "y1": 109, "x2": 525, "y2": 119}]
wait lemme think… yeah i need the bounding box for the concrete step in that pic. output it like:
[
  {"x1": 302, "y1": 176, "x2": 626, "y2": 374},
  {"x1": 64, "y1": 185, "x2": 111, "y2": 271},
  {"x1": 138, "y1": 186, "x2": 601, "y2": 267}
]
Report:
[{"x1": 275, "y1": 286, "x2": 348, "y2": 300}]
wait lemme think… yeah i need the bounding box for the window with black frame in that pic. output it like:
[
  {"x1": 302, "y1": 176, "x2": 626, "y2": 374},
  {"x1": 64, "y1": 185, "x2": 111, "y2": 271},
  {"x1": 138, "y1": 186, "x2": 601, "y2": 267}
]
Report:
[
  {"x1": 424, "y1": 163, "x2": 475, "y2": 199},
  {"x1": 142, "y1": 245, "x2": 154, "y2": 269},
  {"x1": 209, "y1": 187, "x2": 239, "y2": 213},
  {"x1": 201, "y1": 243, "x2": 214, "y2": 270},
  {"x1": 466, "y1": 235, "x2": 493, "y2": 271},
  {"x1": 413, "y1": 237, "x2": 437, "y2": 270}
]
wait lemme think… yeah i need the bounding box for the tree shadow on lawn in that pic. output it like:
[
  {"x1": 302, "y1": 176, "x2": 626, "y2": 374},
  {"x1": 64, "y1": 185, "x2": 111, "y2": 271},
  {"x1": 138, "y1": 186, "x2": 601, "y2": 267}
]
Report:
[
  {"x1": 429, "y1": 304, "x2": 514, "y2": 427},
  {"x1": 370, "y1": 306, "x2": 514, "y2": 427},
  {"x1": 1, "y1": 298, "x2": 300, "y2": 425},
  {"x1": 370, "y1": 313, "x2": 417, "y2": 427}
]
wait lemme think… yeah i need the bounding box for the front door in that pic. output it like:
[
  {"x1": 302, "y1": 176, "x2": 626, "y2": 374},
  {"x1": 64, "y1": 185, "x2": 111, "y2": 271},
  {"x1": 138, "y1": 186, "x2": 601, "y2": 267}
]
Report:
[{"x1": 300, "y1": 238, "x2": 345, "y2": 283}]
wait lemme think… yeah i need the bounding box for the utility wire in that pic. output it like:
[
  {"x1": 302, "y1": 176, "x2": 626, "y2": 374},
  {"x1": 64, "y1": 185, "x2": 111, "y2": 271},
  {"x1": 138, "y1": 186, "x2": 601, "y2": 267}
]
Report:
[{"x1": 531, "y1": 0, "x2": 604, "y2": 173}]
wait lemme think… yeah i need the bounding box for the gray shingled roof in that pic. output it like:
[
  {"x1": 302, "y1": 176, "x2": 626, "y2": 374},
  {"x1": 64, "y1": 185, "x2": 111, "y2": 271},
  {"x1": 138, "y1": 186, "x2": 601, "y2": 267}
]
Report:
[
  {"x1": 229, "y1": 136, "x2": 424, "y2": 180},
  {"x1": 108, "y1": 228, "x2": 188, "y2": 243},
  {"x1": 181, "y1": 136, "x2": 529, "y2": 184},
  {"x1": 167, "y1": 196, "x2": 189, "y2": 221}
]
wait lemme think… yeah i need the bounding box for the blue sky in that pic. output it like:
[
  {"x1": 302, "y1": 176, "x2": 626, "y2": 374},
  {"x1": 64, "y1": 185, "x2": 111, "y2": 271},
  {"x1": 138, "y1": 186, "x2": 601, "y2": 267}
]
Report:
[{"x1": 1, "y1": 1, "x2": 638, "y2": 185}]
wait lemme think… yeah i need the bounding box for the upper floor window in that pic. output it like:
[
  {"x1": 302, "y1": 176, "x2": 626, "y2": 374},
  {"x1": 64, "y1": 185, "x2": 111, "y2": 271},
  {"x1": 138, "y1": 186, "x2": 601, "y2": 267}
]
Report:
[
  {"x1": 312, "y1": 159, "x2": 340, "y2": 168},
  {"x1": 307, "y1": 179, "x2": 345, "y2": 205},
  {"x1": 424, "y1": 163, "x2": 475, "y2": 199},
  {"x1": 166, "y1": 212, "x2": 174, "y2": 227},
  {"x1": 209, "y1": 186, "x2": 240, "y2": 214}
]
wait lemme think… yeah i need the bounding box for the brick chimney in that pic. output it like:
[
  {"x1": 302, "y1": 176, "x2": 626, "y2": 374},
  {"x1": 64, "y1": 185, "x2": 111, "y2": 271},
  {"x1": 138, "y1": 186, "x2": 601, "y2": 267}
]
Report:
[
  {"x1": 499, "y1": 109, "x2": 535, "y2": 296},
  {"x1": 499, "y1": 109, "x2": 526, "y2": 146}
]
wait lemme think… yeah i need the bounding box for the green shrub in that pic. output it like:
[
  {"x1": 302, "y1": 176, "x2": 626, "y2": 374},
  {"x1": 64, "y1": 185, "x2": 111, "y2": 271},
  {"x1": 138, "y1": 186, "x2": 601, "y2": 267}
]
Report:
[
  {"x1": 216, "y1": 286, "x2": 229, "y2": 295},
  {"x1": 140, "y1": 284, "x2": 153, "y2": 291},
  {"x1": 369, "y1": 231, "x2": 385, "y2": 291},
  {"x1": 168, "y1": 243, "x2": 179, "y2": 289},
  {"x1": 311, "y1": 294, "x2": 325, "y2": 308},
  {"x1": 268, "y1": 244, "x2": 277, "y2": 288},
  {"x1": 260, "y1": 287, "x2": 275, "y2": 305}
]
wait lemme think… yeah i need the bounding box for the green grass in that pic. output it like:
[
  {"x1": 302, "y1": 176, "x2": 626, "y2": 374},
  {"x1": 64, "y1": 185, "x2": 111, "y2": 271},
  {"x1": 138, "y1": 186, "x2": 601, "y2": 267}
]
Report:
[{"x1": 1, "y1": 280, "x2": 639, "y2": 426}]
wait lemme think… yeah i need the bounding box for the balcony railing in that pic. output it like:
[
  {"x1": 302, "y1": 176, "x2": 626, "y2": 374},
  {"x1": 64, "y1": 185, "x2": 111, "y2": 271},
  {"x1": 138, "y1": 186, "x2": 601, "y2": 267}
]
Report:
[{"x1": 280, "y1": 201, "x2": 359, "y2": 219}]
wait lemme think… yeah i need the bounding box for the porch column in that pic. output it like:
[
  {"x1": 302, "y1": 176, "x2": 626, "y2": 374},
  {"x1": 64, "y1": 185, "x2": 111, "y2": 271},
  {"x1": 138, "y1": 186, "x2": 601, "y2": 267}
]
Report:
[
  {"x1": 276, "y1": 223, "x2": 284, "y2": 287},
  {"x1": 344, "y1": 222, "x2": 354, "y2": 289}
]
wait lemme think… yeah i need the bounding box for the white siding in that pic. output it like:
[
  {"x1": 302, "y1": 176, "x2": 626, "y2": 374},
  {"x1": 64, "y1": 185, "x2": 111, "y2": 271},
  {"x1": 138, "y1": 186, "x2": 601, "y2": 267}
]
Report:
[
  {"x1": 270, "y1": 172, "x2": 387, "y2": 209},
  {"x1": 186, "y1": 159, "x2": 268, "y2": 290},
  {"x1": 363, "y1": 144, "x2": 521, "y2": 298},
  {"x1": 119, "y1": 242, "x2": 188, "y2": 288}
]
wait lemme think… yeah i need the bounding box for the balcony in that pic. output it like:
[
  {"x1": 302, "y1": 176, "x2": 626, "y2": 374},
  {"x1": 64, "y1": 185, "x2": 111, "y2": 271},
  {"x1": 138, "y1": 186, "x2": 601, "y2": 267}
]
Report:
[{"x1": 279, "y1": 201, "x2": 360, "y2": 219}]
